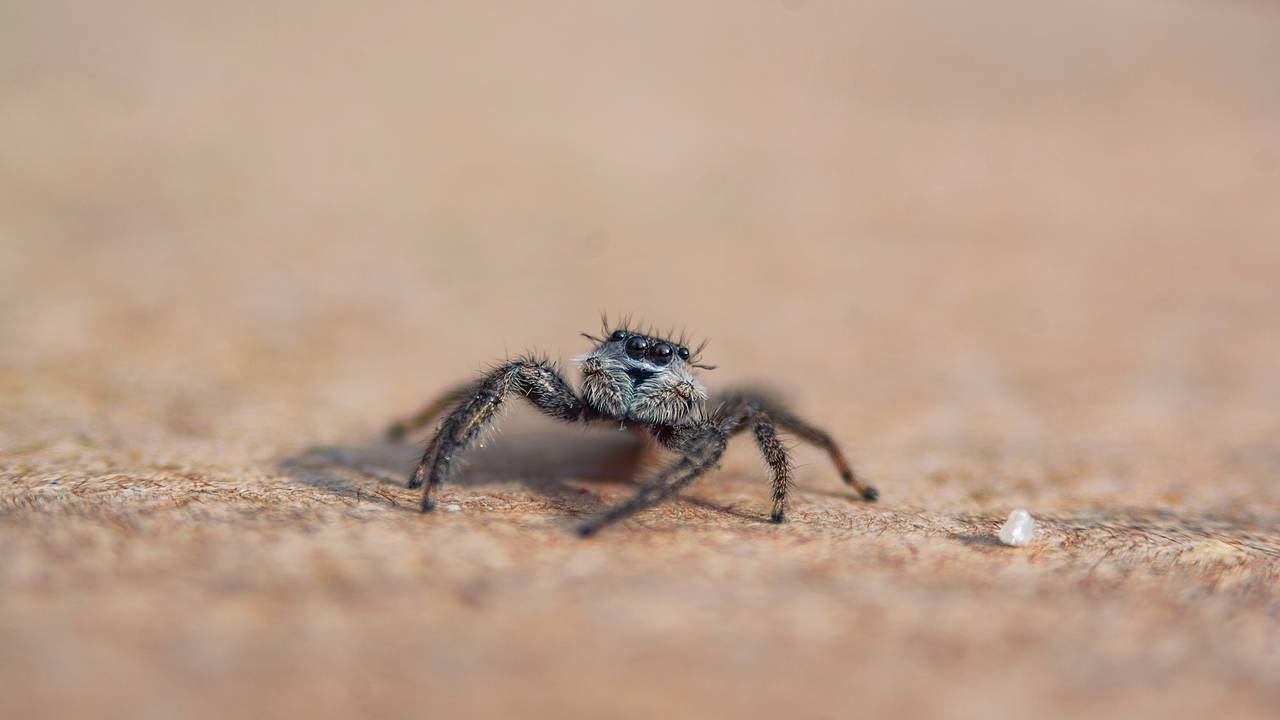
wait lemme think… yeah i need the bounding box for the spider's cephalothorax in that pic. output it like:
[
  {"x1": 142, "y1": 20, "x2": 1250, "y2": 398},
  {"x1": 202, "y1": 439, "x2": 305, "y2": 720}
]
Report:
[
  {"x1": 386, "y1": 318, "x2": 877, "y2": 536},
  {"x1": 575, "y1": 328, "x2": 709, "y2": 426}
]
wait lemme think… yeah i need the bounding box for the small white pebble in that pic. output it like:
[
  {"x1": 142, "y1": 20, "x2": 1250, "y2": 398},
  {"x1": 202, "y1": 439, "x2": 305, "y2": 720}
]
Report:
[
  {"x1": 998, "y1": 509, "x2": 1035, "y2": 547},
  {"x1": 443, "y1": 503, "x2": 462, "y2": 513}
]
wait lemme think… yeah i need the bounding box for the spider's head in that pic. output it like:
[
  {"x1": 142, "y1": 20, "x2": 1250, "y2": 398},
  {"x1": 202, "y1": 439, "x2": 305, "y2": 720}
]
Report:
[{"x1": 575, "y1": 322, "x2": 712, "y2": 426}]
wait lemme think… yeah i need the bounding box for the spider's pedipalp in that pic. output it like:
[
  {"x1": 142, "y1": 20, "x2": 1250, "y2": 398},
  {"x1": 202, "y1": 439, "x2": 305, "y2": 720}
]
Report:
[
  {"x1": 629, "y1": 370, "x2": 707, "y2": 426},
  {"x1": 576, "y1": 352, "x2": 634, "y2": 419}
]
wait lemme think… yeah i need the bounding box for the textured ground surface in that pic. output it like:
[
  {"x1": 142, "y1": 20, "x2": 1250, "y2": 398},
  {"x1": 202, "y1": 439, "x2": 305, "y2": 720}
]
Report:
[{"x1": 3, "y1": 2, "x2": 1280, "y2": 718}]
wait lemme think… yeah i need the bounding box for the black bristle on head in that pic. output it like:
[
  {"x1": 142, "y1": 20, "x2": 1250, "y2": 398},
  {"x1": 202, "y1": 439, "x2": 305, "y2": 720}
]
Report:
[{"x1": 586, "y1": 313, "x2": 714, "y2": 368}]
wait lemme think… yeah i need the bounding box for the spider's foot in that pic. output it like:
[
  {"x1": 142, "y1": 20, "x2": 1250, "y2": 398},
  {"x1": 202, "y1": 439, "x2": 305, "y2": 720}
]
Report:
[
  {"x1": 420, "y1": 497, "x2": 436, "y2": 513},
  {"x1": 840, "y1": 470, "x2": 878, "y2": 502},
  {"x1": 407, "y1": 475, "x2": 423, "y2": 490},
  {"x1": 769, "y1": 511, "x2": 785, "y2": 524},
  {"x1": 576, "y1": 522, "x2": 599, "y2": 538}
]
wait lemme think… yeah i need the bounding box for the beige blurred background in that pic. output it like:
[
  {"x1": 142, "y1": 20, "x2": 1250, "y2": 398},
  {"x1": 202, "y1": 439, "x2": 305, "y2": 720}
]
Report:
[{"x1": 2, "y1": 1, "x2": 1280, "y2": 718}]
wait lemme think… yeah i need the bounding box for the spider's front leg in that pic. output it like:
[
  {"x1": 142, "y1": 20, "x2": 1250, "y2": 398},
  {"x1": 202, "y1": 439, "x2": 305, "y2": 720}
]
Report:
[
  {"x1": 411, "y1": 358, "x2": 586, "y2": 511},
  {"x1": 576, "y1": 420, "x2": 729, "y2": 537}
]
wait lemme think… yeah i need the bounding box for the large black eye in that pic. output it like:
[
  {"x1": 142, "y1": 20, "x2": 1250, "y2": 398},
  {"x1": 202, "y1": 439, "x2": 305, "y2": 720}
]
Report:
[
  {"x1": 610, "y1": 330, "x2": 627, "y2": 341},
  {"x1": 625, "y1": 335, "x2": 649, "y2": 359},
  {"x1": 649, "y1": 342, "x2": 673, "y2": 365},
  {"x1": 677, "y1": 346, "x2": 690, "y2": 360}
]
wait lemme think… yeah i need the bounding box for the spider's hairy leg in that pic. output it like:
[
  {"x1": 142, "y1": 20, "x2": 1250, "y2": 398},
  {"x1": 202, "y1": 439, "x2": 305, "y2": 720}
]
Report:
[
  {"x1": 412, "y1": 358, "x2": 586, "y2": 510},
  {"x1": 721, "y1": 390, "x2": 878, "y2": 502},
  {"x1": 576, "y1": 422, "x2": 728, "y2": 537},
  {"x1": 714, "y1": 397, "x2": 795, "y2": 523},
  {"x1": 751, "y1": 411, "x2": 794, "y2": 522},
  {"x1": 385, "y1": 382, "x2": 474, "y2": 442},
  {"x1": 772, "y1": 407, "x2": 877, "y2": 501}
]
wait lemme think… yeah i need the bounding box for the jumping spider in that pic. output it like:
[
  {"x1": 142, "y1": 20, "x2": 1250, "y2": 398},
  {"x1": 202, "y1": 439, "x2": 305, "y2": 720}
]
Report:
[{"x1": 387, "y1": 318, "x2": 877, "y2": 536}]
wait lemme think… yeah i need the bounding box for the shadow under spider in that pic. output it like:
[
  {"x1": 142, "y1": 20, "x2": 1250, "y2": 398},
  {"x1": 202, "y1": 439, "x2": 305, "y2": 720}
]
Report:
[{"x1": 275, "y1": 424, "x2": 771, "y2": 524}]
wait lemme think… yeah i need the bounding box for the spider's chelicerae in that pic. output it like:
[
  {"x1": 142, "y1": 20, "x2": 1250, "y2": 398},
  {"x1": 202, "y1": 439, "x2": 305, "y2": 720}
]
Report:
[{"x1": 387, "y1": 319, "x2": 877, "y2": 536}]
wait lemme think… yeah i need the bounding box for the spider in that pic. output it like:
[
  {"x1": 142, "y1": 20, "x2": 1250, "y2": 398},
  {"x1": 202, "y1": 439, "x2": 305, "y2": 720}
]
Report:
[{"x1": 386, "y1": 318, "x2": 877, "y2": 536}]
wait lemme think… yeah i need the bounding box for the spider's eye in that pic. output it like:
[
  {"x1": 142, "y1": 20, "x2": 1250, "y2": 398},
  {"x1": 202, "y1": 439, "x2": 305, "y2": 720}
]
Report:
[
  {"x1": 677, "y1": 346, "x2": 690, "y2": 360},
  {"x1": 625, "y1": 335, "x2": 649, "y2": 359},
  {"x1": 610, "y1": 330, "x2": 627, "y2": 341},
  {"x1": 650, "y1": 342, "x2": 674, "y2": 366}
]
